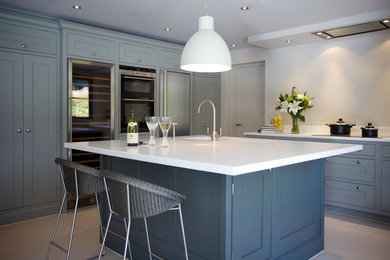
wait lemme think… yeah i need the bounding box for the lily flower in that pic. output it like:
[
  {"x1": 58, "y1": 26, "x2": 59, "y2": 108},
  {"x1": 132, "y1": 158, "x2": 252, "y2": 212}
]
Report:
[
  {"x1": 279, "y1": 100, "x2": 289, "y2": 113},
  {"x1": 288, "y1": 100, "x2": 303, "y2": 115}
]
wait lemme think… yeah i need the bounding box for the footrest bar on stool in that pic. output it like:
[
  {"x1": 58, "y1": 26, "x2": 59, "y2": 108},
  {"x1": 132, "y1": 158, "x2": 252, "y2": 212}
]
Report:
[
  {"x1": 151, "y1": 252, "x2": 165, "y2": 260},
  {"x1": 50, "y1": 241, "x2": 68, "y2": 254}
]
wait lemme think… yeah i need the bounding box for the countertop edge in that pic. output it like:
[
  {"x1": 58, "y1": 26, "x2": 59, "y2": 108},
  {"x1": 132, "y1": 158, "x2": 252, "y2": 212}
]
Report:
[{"x1": 64, "y1": 140, "x2": 362, "y2": 176}]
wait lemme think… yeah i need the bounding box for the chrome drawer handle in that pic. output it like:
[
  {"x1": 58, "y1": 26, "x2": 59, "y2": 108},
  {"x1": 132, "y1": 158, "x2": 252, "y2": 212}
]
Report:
[
  {"x1": 21, "y1": 43, "x2": 28, "y2": 48},
  {"x1": 357, "y1": 161, "x2": 363, "y2": 165},
  {"x1": 90, "y1": 52, "x2": 96, "y2": 56},
  {"x1": 356, "y1": 185, "x2": 361, "y2": 190}
]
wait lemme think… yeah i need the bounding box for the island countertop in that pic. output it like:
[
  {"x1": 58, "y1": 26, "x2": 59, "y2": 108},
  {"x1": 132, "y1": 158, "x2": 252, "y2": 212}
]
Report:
[{"x1": 64, "y1": 136, "x2": 362, "y2": 176}]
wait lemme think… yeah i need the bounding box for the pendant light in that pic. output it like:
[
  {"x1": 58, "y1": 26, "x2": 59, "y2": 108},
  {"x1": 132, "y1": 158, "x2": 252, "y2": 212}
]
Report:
[{"x1": 180, "y1": 2, "x2": 231, "y2": 73}]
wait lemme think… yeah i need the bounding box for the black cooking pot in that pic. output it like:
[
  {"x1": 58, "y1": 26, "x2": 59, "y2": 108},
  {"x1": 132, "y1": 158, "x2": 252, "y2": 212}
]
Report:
[
  {"x1": 361, "y1": 123, "x2": 378, "y2": 138},
  {"x1": 326, "y1": 118, "x2": 356, "y2": 135}
]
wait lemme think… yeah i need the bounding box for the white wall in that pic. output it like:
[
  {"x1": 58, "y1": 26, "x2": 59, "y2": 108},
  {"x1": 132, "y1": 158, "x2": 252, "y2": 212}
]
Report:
[{"x1": 225, "y1": 29, "x2": 390, "y2": 128}]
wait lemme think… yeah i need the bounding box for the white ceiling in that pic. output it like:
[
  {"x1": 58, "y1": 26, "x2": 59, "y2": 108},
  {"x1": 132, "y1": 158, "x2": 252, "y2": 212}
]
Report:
[{"x1": 0, "y1": 0, "x2": 389, "y2": 49}]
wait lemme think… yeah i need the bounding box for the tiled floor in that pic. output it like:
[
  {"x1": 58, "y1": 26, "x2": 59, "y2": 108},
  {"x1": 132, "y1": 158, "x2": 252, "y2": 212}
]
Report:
[{"x1": 0, "y1": 207, "x2": 389, "y2": 260}]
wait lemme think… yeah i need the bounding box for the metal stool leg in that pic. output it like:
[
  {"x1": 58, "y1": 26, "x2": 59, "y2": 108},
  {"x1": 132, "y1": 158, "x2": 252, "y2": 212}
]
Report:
[
  {"x1": 46, "y1": 191, "x2": 67, "y2": 260},
  {"x1": 123, "y1": 217, "x2": 133, "y2": 260},
  {"x1": 177, "y1": 205, "x2": 189, "y2": 260},
  {"x1": 143, "y1": 218, "x2": 153, "y2": 260},
  {"x1": 66, "y1": 191, "x2": 79, "y2": 260},
  {"x1": 123, "y1": 217, "x2": 132, "y2": 260},
  {"x1": 95, "y1": 192, "x2": 106, "y2": 257},
  {"x1": 98, "y1": 211, "x2": 112, "y2": 260}
]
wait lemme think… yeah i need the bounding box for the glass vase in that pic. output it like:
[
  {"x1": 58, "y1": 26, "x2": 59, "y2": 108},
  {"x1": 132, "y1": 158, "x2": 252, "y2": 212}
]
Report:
[{"x1": 291, "y1": 116, "x2": 300, "y2": 134}]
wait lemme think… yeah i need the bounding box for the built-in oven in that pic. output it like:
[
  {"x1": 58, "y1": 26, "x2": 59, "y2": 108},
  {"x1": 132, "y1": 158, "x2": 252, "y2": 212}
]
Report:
[{"x1": 119, "y1": 66, "x2": 156, "y2": 133}]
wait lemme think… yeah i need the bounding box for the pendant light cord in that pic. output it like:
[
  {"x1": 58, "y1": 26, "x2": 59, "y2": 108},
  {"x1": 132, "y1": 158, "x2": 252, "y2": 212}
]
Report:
[{"x1": 203, "y1": 0, "x2": 208, "y2": 15}]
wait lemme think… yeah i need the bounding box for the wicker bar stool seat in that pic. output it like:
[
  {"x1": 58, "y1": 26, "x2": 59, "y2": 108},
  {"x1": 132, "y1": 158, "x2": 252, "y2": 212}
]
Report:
[
  {"x1": 46, "y1": 158, "x2": 105, "y2": 260},
  {"x1": 98, "y1": 170, "x2": 188, "y2": 260}
]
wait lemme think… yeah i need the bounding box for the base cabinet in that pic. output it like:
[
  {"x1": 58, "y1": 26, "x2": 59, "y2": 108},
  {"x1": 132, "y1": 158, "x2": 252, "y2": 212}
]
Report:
[
  {"x1": 0, "y1": 51, "x2": 58, "y2": 224},
  {"x1": 102, "y1": 156, "x2": 324, "y2": 260},
  {"x1": 246, "y1": 134, "x2": 390, "y2": 221},
  {"x1": 381, "y1": 160, "x2": 390, "y2": 215}
]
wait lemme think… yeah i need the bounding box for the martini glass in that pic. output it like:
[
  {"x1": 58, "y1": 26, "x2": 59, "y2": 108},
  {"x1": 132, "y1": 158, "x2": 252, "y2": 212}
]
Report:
[
  {"x1": 159, "y1": 117, "x2": 172, "y2": 148},
  {"x1": 145, "y1": 116, "x2": 160, "y2": 146}
]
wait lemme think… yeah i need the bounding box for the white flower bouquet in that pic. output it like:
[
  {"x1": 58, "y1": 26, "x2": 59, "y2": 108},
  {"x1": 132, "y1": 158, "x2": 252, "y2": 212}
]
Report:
[{"x1": 275, "y1": 86, "x2": 313, "y2": 133}]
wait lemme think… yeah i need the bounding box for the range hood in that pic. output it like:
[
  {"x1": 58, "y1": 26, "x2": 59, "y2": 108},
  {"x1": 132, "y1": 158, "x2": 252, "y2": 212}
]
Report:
[{"x1": 314, "y1": 19, "x2": 390, "y2": 39}]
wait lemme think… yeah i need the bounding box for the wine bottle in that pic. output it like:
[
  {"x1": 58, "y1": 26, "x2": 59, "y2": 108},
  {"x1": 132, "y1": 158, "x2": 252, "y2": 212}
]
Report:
[{"x1": 127, "y1": 106, "x2": 138, "y2": 146}]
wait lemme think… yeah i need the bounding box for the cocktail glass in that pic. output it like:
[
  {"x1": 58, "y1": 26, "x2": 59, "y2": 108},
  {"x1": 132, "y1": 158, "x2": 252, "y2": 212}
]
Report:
[
  {"x1": 145, "y1": 116, "x2": 160, "y2": 146},
  {"x1": 159, "y1": 117, "x2": 172, "y2": 148}
]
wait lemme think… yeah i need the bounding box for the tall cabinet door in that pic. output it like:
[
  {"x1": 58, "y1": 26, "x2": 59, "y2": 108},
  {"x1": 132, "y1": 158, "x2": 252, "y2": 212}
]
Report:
[
  {"x1": 0, "y1": 52, "x2": 24, "y2": 211},
  {"x1": 23, "y1": 55, "x2": 58, "y2": 207}
]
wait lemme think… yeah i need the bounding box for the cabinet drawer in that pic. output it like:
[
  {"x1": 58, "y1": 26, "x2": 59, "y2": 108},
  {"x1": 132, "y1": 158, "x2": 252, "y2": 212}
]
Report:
[
  {"x1": 119, "y1": 42, "x2": 157, "y2": 67},
  {"x1": 382, "y1": 145, "x2": 390, "y2": 159},
  {"x1": 325, "y1": 157, "x2": 375, "y2": 183},
  {"x1": 159, "y1": 50, "x2": 181, "y2": 69},
  {"x1": 325, "y1": 179, "x2": 375, "y2": 212},
  {"x1": 67, "y1": 33, "x2": 115, "y2": 61},
  {"x1": 0, "y1": 23, "x2": 57, "y2": 55}
]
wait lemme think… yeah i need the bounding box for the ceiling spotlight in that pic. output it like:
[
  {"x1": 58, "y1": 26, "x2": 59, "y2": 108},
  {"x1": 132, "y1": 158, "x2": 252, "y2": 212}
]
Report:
[
  {"x1": 72, "y1": 5, "x2": 81, "y2": 10},
  {"x1": 241, "y1": 6, "x2": 249, "y2": 10},
  {"x1": 164, "y1": 28, "x2": 172, "y2": 32},
  {"x1": 286, "y1": 40, "x2": 292, "y2": 43},
  {"x1": 383, "y1": 19, "x2": 389, "y2": 23}
]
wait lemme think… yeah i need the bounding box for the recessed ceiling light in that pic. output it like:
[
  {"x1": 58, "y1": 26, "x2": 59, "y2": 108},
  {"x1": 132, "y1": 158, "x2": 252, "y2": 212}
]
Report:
[
  {"x1": 383, "y1": 19, "x2": 389, "y2": 24},
  {"x1": 231, "y1": 44, "x2": 236, "y2": 48},
  {"x1": 316, "y1": 32, "x2": 322, "y2": 35},
  {"x1": 73, "y1": 5, "x2": 81, "y2": 10},
  {"x1": 164, "y1": 28, "x2": 172, "y2": 32},
  {"x1": 286, "y1": 40, "x2": 292, "y2": 43},
  {"x1": 241, "y1": 6, "x2": 249, "y2": 10},
  {"x1": 326, "y1": 36, "x2": 332, "y2": 39}
]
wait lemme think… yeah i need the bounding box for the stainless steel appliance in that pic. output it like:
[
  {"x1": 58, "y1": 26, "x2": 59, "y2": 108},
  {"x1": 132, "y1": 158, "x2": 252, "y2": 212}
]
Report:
[
  {"x1": 161, "y1": 70, "x2": 191, "y2": 136},
  {"x1": 119, "y1": 66, "x2": 156, "y2": 133}
]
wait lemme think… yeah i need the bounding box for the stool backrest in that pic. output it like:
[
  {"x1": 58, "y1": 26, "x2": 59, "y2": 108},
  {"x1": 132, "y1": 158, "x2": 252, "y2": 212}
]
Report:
[
  {"x1": 100, "y1": 170, "x2": 186, "y2": 219},
  {"x1": 55, "y1": 158, "x2": 104, "y2": 197}
]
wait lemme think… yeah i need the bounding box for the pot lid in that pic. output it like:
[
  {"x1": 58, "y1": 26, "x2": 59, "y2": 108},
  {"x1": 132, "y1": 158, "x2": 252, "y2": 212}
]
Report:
[
  {"x1": 361, "y1": 123, "x2": 377, "y2": 130},
  {"x1": 328, "y1": 118, "x2": 354, "y2": 126}
]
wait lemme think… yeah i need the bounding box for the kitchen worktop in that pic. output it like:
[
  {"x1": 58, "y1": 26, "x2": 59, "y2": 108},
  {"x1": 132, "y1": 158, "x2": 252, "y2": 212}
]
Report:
[
  {"x1": 64, "y1": 136, "x2": 361, "y2": 175},
  {"x1": 244, "y1": 132, "x2": 390, "y2": 142}
]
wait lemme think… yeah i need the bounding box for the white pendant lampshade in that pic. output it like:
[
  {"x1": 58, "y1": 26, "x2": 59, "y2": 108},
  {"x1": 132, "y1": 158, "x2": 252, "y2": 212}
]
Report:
[{"x1": 181, "y1": 16, "x2": 231, "y2": 73}]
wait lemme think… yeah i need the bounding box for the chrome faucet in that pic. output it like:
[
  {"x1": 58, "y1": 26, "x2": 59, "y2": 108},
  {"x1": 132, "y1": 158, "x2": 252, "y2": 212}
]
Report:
[{"x1": 197, "y1": 99, "x2": 218, "y2": 141}]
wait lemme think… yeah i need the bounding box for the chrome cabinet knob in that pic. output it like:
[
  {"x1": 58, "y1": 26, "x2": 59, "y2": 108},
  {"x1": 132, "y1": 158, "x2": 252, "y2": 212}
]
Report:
[
  {"x1": 356, "y1": 185, "x2": 361, "y2": 190},
  {"x1": 325, "y1": 181, "x2": 329, "y2": 185},
  {"x1": 325, "y1": 158, "x2": 329, "y2": 161},
  {"x1": 21, "y1": 43, "x2": 28, "y2": 48},
  {"x1": 175, "y1": 65, "x2": 179, "y2": 68},
  {"x1": 17, "y1": 129, "x2": 22, "y2": 133},
  {"x1": 90, "y1": 52, "x2": 96, "y2": 56},
  {"x1": 357, "y1": 161, "x2": 362, "y2": 165},
  {"x1": 26, "y1": 128, "x2": 31, "y2": 133}
]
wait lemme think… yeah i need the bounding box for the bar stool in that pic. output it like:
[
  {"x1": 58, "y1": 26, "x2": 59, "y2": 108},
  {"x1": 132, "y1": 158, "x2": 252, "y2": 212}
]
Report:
[
  {"x1": 46, "y1": 158, "x2": 106, "y2": 260},
  {"x1": 98, "y1": 170, "x2": 188, "y2": 260}
]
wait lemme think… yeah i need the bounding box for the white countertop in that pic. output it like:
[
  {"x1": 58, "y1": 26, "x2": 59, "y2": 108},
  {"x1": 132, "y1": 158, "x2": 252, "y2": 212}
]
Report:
[
  {"x1": 244, "y1": 132, "x2": 390, "y2": 142},
  {"x1": 64, "y1": 136, "x2": 362, "y2": 176}
]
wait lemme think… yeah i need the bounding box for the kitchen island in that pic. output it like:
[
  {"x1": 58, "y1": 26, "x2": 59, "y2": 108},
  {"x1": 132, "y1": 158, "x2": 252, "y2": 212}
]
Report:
[{"x1": 65, "y1": 137, "x2": 361, "y2": 260}]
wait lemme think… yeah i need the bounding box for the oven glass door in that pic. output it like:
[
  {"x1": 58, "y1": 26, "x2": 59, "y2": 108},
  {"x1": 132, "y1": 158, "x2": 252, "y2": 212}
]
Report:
[{"x1": 121, "y1": 75, "x2": 154, "y2": 100}]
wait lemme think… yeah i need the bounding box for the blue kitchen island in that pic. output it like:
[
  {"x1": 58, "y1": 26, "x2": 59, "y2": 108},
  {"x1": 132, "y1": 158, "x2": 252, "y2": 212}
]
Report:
[{"x1": 65, "y1": 137, "x2": 361, "y2": 260}]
